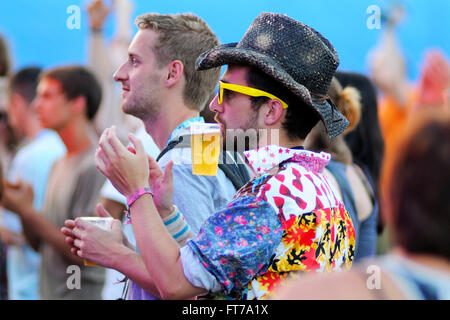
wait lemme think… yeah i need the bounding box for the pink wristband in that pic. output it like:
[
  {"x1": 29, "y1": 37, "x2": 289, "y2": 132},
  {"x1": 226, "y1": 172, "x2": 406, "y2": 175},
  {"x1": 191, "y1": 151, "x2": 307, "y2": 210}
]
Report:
[
  {"x1": 124, "y1": 187, "x2": 153, "y2": 224},
  {"x1": 126, "y1": 187, "x2": 153, "y2": 208}
]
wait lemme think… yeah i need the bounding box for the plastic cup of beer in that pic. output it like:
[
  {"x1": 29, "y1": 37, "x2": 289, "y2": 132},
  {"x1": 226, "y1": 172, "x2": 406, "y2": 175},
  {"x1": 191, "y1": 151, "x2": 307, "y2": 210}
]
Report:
[
  {"x1": 190, "y1": 122, "x2": 221, "y2": 176},
  {"x1": 77, "y1": 217, "x2": 114, "y2": 267}
]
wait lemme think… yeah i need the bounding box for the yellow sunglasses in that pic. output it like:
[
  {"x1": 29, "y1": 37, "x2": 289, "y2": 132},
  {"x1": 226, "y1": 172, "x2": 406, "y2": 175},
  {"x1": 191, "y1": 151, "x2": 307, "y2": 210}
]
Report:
[{"x1": 218, "y1": 81, "x2": 288, "y2": 109}]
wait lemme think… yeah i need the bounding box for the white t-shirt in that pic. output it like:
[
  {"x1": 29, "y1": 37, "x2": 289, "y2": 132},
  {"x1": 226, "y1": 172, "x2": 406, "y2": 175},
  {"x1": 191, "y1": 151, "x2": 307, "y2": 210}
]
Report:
[{"x1": 100, "y1": 126, "x2": 160, "y2": 300}]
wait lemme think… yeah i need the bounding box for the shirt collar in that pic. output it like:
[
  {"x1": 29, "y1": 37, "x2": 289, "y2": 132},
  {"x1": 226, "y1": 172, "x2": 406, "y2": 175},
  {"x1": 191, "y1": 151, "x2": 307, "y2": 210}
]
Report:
[
  {"x1": 243, "y1": 145, "x2": 331, "y2": 175},
  {"x1": 167, "y1": 117, "x2": 204, "y2": 146}
]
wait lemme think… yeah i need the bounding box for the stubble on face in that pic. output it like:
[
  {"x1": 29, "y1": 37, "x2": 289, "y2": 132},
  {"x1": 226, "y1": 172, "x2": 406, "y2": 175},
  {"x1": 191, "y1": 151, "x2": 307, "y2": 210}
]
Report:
[
  {"x1": 121, "y1": 84, "x2": 162, "y2": 122},
  {"x1": 214, "y1": 107, "x2": 260, "y2": 152},
  {"x1": 119, "y1": 29, "x2": 165, "y2": 123}
]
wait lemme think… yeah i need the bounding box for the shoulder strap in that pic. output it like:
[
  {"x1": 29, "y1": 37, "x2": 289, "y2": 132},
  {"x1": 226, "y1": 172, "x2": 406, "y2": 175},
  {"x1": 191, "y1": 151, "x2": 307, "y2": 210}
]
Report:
[
  {"x1": 218, "y1": 151, "x2": 251, "y2": 191},
  {"x1": 326, "y1": 160, "x2": 357, "y2": 211},
  {"x1": 156, "y1": 135, "x2": 187, "y2": 162},
  {"x1": 351, "y1": 163, "x2": 376, "y2": 202},
  {"x1": 156, "y1": 134, "x2": 250, "y2": 190}
]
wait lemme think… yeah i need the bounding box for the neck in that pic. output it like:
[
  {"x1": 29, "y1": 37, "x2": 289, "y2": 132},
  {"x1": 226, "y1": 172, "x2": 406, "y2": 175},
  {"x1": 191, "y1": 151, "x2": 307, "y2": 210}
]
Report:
[
  {"x1": 57, "y1": 117, "x2": 94, "y2": 156},
  {"x1": 330, "y1": 135, "x2": 353, "y2": 165},
  {"x1": 143, "y1": 103, "x2": 199, "y2": 150},
  {"x1": 257, "y1": 128, "x2": 304, "y2": 150},
  {"x1": 25, "y1": 115, "x2": 44, "y2": 140}
]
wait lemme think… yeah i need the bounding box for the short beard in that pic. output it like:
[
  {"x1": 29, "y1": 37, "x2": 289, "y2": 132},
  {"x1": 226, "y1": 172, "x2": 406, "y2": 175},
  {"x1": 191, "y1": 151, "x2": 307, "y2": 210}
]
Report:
[
  {"x1": 217, "y1": 108, "x2": 260, "y2": 152},
  {"x1": 122, "y1": 95, "x2": 161, "y2": 123}
]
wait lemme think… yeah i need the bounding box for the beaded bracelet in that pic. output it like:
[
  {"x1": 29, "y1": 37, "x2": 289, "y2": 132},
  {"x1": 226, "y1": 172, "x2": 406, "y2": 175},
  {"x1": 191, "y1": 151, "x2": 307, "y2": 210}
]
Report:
[{"x1": 124, "y1": 187, "x2": 153, "y2": 224}]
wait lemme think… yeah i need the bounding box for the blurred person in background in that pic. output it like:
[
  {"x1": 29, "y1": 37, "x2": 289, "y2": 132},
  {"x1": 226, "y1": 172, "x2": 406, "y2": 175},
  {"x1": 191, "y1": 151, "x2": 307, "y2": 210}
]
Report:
[
  {"x1": 335, "y1": 71, "x2": 384, "y2": 195},
  {"x1": 368, "y1": 4, "x2": 449, "y2": 255},
  {"x1": 0, "y1": 67, "x2": 65, "y2": 300},
  {"x1": 274, "y1": 110, "x2": 450, "y2": 300},
  {"x1": 0, "y1": 33, "x2": 13, "y2": 301},
  {"x1": 0, "y1": 34, "x2": 19, "y2": 175},
  {"x1": 334, "y1": 71, "x2": 386, "y2": 253},
  {"x1": 369, "y1": 4, "x2": 450, "y2": 154},
  {"x1": 2, "y1": 66, "x2": 106, "y2": 299},
  {"x1": 305, "y1": 77, "x2": 378, "y2": 262},
  {"x1": 0, "y1": 162, "x2": 7, "y2": 300}
]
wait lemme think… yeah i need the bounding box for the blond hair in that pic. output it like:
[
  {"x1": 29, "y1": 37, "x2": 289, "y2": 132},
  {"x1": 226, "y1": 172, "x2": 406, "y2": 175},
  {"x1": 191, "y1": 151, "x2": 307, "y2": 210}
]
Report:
[
  {"x1": 328, "y1": 77, "x2": 361, "y2": 134},
  {"x1": 135, "y1": 13, "x2": 220, "y2": 111},
  {"x1": 305, "y1": 77, "x2": 362, "y2": 164}
]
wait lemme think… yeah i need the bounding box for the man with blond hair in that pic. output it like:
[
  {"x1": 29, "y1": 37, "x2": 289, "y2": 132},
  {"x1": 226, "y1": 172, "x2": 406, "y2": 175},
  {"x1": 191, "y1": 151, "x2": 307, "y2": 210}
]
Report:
[{"x1": 69, "y1": 13, "x2": 248, "y2": 300}]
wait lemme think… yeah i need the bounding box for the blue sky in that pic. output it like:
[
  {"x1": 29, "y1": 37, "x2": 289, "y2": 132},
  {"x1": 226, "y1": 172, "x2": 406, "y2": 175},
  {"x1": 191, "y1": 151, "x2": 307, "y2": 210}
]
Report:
[{"x1": 1, "y1": 0, "x2": 449, "y2": 81}]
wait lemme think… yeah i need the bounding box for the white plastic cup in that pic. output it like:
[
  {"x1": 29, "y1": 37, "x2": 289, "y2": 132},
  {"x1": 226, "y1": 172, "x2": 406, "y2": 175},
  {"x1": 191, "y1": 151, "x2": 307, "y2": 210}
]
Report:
[{"x1": 77, "y1": 217, "x2": 114, "y2": 267}]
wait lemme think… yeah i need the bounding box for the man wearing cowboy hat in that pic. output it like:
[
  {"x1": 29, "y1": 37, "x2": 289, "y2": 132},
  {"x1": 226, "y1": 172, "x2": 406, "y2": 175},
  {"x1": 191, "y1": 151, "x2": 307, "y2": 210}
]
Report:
[{"x1": 65, "y1": 12, "x2": 355, "y2": 300}]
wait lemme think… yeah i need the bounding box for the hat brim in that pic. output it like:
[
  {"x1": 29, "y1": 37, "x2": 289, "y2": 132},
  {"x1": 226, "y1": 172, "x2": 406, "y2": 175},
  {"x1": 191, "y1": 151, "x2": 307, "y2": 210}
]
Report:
[{"x1": 196, "y1": 44, "x2": 349, "y2": 138}]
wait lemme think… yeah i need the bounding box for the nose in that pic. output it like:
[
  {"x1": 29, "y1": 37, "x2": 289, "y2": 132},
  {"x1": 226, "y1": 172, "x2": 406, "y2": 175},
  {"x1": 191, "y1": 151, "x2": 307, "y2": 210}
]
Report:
[
  {"x1": 209, "y1": 93, "x2": 223, "y2": 113},
  {"x1": 113, "y1": 61, "x2": 128, "y2": 83}
]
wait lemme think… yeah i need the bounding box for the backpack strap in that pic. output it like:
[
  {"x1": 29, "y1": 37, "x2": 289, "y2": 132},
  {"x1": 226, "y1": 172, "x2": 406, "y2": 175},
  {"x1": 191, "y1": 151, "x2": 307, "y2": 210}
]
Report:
[
  {"x1": 156, "y1": 135, "x2": 188, "y2": 162},
  {"x1": 218, "y1": 151, "x2": 251, "y2": 190}
]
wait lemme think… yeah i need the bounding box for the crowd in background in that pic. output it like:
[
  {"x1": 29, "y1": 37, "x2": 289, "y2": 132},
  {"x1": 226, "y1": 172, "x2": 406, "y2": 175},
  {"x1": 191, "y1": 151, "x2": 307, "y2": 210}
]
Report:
[{"x1": 0, "y1": 1, "x2": 448, "y2": 300}]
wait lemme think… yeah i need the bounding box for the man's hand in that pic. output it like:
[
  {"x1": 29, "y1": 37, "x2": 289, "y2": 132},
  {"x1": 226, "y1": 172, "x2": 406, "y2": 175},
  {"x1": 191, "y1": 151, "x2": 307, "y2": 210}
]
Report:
[
  {"x1": 61, "y1": 203, "x2": 134, "y2": 265},
  {"x1": 62, "y1": 218, "x2": 125, "y2": 269},
  {"x1": 96, "y1": 202, "x2": 135, "y2": 250},
  {"x1": 87, "y1": 0, "x2": 111, "y2": 31},
  {"x1": 147, "y1": 157, "x2": 175, "y2": 218},
  {"x1": 125, "y1": 144, "x2": 175, "y2": 219},
  {"x1": 417, "y1": 50, "x2": 450, "y2": 107},
  {"x1": 0, "y1": 226, "x2": 25, "y2": 246},
  {"x1": 95, "y1": 126, "x2": 150, "y2": 198},
  {"x1": 2, "y1": 179, "x2": 34, "y2": 217}
]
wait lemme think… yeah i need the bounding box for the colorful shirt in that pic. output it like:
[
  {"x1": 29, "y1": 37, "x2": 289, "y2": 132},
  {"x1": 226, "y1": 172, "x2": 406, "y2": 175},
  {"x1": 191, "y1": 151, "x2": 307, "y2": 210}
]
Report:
[{"x1": 181, "y1": 145, "x2": 356, "y2": 299}]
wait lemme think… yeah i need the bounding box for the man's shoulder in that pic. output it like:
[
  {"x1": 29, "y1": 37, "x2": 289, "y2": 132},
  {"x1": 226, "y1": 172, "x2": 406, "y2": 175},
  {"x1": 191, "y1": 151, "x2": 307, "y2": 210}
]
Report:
[
  {"x1": 30, "y1": 129, "x2": 65, "y2": 152},
  {"x1": 10, "y1": 132, "x2": 64, "y2": 174},
  {"x1": 247, "y1": 162, "x2": 342, "y2": 218},
  {"x1": 134, "y1": 126, "x2": 160, "y2": 158},
  {"x1": 158, "y1": 143, "x2": 192, "y2": 167}
]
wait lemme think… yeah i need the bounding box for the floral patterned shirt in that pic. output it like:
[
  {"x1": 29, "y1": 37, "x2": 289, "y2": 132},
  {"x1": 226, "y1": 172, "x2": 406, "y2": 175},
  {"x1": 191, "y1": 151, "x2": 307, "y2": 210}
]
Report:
[{"x1": 181, "y1": 145, "x2": 356, "y2": 299}]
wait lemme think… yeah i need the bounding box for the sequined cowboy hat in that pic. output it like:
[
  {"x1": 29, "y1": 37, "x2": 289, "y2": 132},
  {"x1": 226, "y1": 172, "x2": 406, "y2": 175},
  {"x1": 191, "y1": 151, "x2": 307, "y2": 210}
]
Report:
[{"x1": 195, "y1": 12, "x2": 349, "y2": 138}]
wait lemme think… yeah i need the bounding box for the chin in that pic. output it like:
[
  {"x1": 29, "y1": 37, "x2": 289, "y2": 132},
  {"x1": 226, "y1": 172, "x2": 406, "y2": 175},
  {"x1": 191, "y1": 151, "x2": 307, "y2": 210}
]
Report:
[{"x1": 121, "y1": 103, "x2": 133, "y2": 116}]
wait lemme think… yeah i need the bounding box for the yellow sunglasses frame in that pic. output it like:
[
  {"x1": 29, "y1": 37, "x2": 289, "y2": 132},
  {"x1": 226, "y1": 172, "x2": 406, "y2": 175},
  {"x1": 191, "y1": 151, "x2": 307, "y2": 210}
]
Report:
[{"x1": 218, "y1": 81, "x2": 288, "y2": 109}]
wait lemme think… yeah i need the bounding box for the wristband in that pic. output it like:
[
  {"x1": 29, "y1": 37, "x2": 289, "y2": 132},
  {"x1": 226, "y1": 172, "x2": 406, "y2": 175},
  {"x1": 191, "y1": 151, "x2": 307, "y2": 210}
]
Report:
[
  {"x1": 124, "y1": 187, "x2": 153, "y2": 224},
  {"x1": 127, "y1": 187, "x2": 153, "y2": 207},
  {"x1": 162, "y1": 205, "x2": 191, "y2": 243}
]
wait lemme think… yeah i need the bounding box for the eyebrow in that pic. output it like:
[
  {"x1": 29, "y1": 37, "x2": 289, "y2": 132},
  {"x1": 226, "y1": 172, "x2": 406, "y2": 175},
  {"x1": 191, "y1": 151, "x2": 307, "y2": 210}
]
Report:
[{"x1": 128, "y1": 52, "x2": 142, "y2": 60}]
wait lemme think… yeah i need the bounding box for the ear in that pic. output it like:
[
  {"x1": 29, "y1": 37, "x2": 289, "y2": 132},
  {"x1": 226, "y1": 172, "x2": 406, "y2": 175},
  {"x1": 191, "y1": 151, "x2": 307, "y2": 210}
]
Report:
[
  {"x1": 263, "y1": 99, "x2": 285, "y2": 126},
  {"x1": 70, "y1": 96, "x2": 87, "y2": 117},
  {"x1": 164, "y1": 60, "x2": 184, "y2": 88}
]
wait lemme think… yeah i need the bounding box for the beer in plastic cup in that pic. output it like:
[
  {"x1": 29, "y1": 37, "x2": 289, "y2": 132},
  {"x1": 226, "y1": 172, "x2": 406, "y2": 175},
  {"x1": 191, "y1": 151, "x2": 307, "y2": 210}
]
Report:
[
  {"x1": 190, "y1": 123, "x2": 221, "y2": 176},
  {"x1": 77, "y1": 217, "x2": 114, "y2": 267}
]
